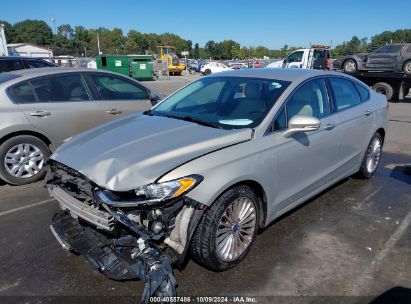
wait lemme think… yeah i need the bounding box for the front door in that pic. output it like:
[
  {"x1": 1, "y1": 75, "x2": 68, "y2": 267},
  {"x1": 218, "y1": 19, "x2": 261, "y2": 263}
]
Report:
[
  {"x1": 285, "y1": 50, "x2": 305, "y2": 68},
  {"x1": 269, "y1": 78, "x2": 339, "y2": 218},
  {"x1": 366, "y1": 44, "x2": 403, "y2": 70}
]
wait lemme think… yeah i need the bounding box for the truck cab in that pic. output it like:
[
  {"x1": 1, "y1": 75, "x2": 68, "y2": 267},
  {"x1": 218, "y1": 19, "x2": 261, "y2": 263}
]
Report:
[{"x1": 284, "y1": 46, "x2": 331, "y2": 70}]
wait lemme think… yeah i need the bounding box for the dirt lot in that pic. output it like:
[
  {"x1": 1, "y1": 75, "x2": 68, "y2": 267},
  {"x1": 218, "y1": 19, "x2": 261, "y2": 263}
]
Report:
[{"x1": 0, "y1": 73, "x2": 410, "y2": 303}]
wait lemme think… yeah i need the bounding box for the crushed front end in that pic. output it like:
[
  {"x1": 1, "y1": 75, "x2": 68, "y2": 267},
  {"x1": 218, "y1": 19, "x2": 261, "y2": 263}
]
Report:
[{"x1": 45, "y1": 160, "x2": 207, "y2": 303}]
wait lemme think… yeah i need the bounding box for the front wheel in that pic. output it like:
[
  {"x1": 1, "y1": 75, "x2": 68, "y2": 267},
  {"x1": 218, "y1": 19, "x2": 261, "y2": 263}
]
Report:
[
  {"x1": 0, "y1": 135, "x2": 50, "y2": 185},
  {"x1": 357, "y1": 132, "x2": 383, "y2": 179},
  {"x1": 343, "y1": 59, "x2": 357, "y2": 73},
  {"x1": 190, "y1": 185, "x2": 259, "y2": 271},
  {"x1": 204, "y1": 69, "x2": 211, "y2": 76}
]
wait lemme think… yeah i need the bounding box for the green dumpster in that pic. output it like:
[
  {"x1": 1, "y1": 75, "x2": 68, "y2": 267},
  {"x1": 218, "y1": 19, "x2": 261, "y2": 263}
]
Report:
[
  {"x1": 96, "y1": 55, "x2": 154, "y2": 80},
  {"x1": 129, "y1": 55, "x2": 154, "y2": 81},
  {"x1": 96, "y1": 55, "x2": 129, "y2": 76}
]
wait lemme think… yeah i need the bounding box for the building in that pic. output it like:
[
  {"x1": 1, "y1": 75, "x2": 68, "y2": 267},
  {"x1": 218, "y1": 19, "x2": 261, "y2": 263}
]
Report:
[{"x1": 7, "y1": 43, "x2": 53, "y2": 59}]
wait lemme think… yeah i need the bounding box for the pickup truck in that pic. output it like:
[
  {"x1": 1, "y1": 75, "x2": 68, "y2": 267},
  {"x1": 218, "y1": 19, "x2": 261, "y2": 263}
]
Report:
[{"x1": 267, "y1": 46, "x2": 332, "y2": 70}]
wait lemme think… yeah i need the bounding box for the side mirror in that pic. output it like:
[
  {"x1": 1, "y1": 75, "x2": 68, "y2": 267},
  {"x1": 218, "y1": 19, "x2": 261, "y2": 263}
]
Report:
[
  {"x1": 148, "y1": 90, "x2": 166, "y2": 104},
  {"x1": 282, "y1": 115, "x2": 321, "y2": 138}
]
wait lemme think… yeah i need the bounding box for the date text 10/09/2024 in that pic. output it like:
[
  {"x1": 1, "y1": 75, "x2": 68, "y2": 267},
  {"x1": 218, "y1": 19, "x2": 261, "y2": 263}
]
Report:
[{"x1": 149, "y1": 296, "x2": 258, "y2": 303}]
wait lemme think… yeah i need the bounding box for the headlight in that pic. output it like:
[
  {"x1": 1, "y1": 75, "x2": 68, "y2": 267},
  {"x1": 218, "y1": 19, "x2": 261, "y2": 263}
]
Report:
[{"x1": 134, "y1": 175, "x2": 203, "y2": 202}]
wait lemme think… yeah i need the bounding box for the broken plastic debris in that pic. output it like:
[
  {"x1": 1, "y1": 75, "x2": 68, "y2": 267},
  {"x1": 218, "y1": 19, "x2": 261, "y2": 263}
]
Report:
[{"x1": 366, "y1": 247, "x2": 372, "y2": 251}]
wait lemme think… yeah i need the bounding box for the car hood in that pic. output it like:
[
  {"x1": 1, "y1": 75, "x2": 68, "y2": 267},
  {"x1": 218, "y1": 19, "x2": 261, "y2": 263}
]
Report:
[{"x1": 51, "y1": 114, "x2": 252, "y2": 191}]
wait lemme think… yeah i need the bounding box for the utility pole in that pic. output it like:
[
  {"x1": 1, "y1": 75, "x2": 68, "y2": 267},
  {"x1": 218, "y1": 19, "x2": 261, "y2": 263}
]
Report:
[
  {"x1": 51, "y1": 16, "x2": 56, "y2": 35},
  {"x1": 97, "y1": 33, "x2": 101, "y2": 55}
]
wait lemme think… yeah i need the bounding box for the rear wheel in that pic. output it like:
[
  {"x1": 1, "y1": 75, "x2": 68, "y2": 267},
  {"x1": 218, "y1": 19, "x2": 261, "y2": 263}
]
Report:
[
  {"x1": 343, "y1": 59, "x2": 357, "y2": 73},
  {"x1": 357, "y1": 132, "x2": 383, "y2": 179},
  {"x1": 403, "y1": 60, "x2": 411, "y2": 75},
  {"x1": 372, "y1": 82, "x2": 394, "y2": 102},
  {"x1": 0, "y1": 135, "x2": 50, "y2": 185},
  {"x1": 204, "y1": 69, "x2": 211, "y2": 76},
  {"x1": 190, "y1": 185, "x2": 259, "y2": 271}
]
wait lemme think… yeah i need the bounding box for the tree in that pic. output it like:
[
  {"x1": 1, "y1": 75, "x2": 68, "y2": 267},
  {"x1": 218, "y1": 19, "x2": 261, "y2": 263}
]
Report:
[
  {"x1": 57, "y1": 24, "x2": 74, "y2": 39},
  {"x1": 194, "y1": 43, "x2": 200, "y2": 59},
  {"x1": 13, "y1": 19, "x2": 53, "y2": 46},
  {"x1": 73, "y1": 26, "x2": 91, "y2": 56}
]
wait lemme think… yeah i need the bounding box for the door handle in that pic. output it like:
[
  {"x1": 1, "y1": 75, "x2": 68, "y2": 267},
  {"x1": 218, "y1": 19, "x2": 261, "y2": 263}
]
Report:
[
  {"x1": 29, "y1": 110, "x2": 51, "y2": 117},
  {"x1": 106, "y1": 109, "x2": 122, "y2": 115},
  {"x1": 324, "y1": 122, "x2": 336, "y2": 130},
  {"x1": 364, "y1": 109, "x2": 372, "y2": 116}
]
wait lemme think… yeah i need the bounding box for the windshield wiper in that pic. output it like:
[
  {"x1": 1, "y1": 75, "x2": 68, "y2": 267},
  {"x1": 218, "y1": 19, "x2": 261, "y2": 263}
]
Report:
[
  {"x1": 177, "y1": 116, "x2": 224, "y2": 129},
  {"x1": 150, "y1": 112, "x2": 223, "y2": 129}
]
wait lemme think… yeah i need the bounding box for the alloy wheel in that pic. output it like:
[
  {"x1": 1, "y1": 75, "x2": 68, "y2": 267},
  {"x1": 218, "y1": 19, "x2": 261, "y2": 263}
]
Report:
[
  {"x1": 344, "y1": 60, "x2": 357, "y2": 72},
  {"x1": 4, "y1": 143, "x2": 45, "y2": 178},
  {"x1": 366, "y1": 137, "x2": 382, "y2": 174},
  {"x1": 215, "y1": 196, "x2": 256, "y2": 262}
]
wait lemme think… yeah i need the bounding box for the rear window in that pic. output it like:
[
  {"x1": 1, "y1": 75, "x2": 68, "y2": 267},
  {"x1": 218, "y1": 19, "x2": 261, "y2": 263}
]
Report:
[
  {"x1": 353, "y1": 82, "x2": 370, "y2": 102},
  {"x1": 0, "y1": 59, "x2": 24, "y2": 73},
  {"x1": 26, "y1": 60, "x2": 54, "y2": 68},
  {"x1": 0, "y1": 73, "x2": 21, "y2": 84},
  {"x1": 9, "y1": 81, "x2": 36, "y2": 103},
  {"x1": 329, "y1": 78, "x2": 361, "y2": 111}
]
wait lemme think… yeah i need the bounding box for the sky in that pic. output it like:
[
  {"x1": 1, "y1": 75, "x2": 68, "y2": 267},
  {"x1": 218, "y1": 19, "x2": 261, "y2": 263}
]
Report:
[{"x1": 1, "y1": 0, "x2": 410, "y2": 49}]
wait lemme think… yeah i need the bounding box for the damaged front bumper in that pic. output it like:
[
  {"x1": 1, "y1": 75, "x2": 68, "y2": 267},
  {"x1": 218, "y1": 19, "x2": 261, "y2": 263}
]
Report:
[{"x1": 45, "y1": 162, "x2": 206, "y2": 303}]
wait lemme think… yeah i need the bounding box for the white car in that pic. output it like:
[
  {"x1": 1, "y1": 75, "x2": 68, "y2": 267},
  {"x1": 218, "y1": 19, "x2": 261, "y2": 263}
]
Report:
[{"x1": 200, "y1": 62, "x2": 233, "y2": 75}]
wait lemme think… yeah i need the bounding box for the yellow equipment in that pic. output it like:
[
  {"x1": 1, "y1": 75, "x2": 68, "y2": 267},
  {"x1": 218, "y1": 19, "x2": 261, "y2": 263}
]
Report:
[{"x1": 155, "y1": 46, "x2": 185, "y2": 75}]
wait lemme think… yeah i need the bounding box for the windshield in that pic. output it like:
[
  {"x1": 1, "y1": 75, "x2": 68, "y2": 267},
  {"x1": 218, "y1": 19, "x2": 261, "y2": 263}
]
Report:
[{"x1": 149, "y1": 77, "x2": 290, "y2": 129}]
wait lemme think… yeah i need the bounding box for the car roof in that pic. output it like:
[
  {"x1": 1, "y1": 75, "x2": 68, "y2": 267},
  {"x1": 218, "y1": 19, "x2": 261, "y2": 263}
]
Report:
[
  {"x1": 0, "y1": 56, "x2": 47, "y2": 61},
  {"x1": 0, "y1": 68, "x2": 129, "y2": 88},
  {"x1": 208, "y1": 68, "x2": 349, "y2": 82}
]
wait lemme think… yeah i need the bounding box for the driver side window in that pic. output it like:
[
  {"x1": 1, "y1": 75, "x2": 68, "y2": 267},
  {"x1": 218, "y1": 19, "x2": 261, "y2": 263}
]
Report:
[
  {"x1": 287, "y1": 51, "x2": 304, "y2": 63},
  {"x1": 286, "y1": 78, "x2": 330, "y2": 121},
  {"x1": 273, "y1": 78, "x2": 329, "y2": 132}
]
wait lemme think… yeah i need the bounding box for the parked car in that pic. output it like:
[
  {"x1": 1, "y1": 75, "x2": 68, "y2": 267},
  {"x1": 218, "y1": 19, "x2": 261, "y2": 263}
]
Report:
[
  {"x1": 0, "y1": 67, "x2": 160, "y2": 185},
  {"x1": 334, "y1": 43, "x2": 411, "y2": 74},
  {"x1": 0, "y1": 56, "x2": 55, "y2": 73},
  {"x1": 46, "y1": 68, "x2": 387, "y2": 301},
  {"x1": 200, "y1": 61, "x2": 233, "y2": 75}
]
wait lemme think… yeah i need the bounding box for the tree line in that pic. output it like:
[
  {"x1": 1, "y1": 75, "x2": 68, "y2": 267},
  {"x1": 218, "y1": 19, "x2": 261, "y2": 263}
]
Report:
[{"x1": 1, "y1": 19, "x2": 410, "y2": 59}]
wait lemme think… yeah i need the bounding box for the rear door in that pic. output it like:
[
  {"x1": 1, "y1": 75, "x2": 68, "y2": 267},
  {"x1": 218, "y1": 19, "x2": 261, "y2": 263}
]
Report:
[
  {"x1": 14, "y1": 72, "x2": 109, "y2": 147},
  {"x1": 86, "y1": 72, "x2": 152, "y2": 117},
  {"x1": 326, "y1": 77, "x2": 374, "y2": 176},
  {"x1": 366, "y1": 45, "x2": 403, "y2": 70}
]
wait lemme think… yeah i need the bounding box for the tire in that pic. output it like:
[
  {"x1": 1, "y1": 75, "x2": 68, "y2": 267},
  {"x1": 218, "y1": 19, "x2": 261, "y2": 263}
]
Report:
[
  {"x1": 204, "y1": 69, "x2": 211, "y2": 76},
  {"x1": 357, "y1": 132, "x2": 383, "y2": 179},
  {"x1": 372, "y1": 82, "x2": 394, "y2": 102},
  {"x1": 190, "y1": 185, "x2": 260, "y2": 271},
  {"x1": 343, "y1": 59, "x2": 357, "y2": 73},
  {"x1": 403, "y1": 60, "x2": 411, "y2": 75},
  {"x1": 0, "y1": 135, "x2": 50, "y2": 185}
]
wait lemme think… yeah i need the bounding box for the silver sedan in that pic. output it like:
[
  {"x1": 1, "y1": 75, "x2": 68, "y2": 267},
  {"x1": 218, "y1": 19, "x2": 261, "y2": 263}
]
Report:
[
  {"x1": 0, "y1": 68, "x2": 158, "y2": 185},
  {"x1": 47, "y1": 68, "x2": 387, "y2": 298}
]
